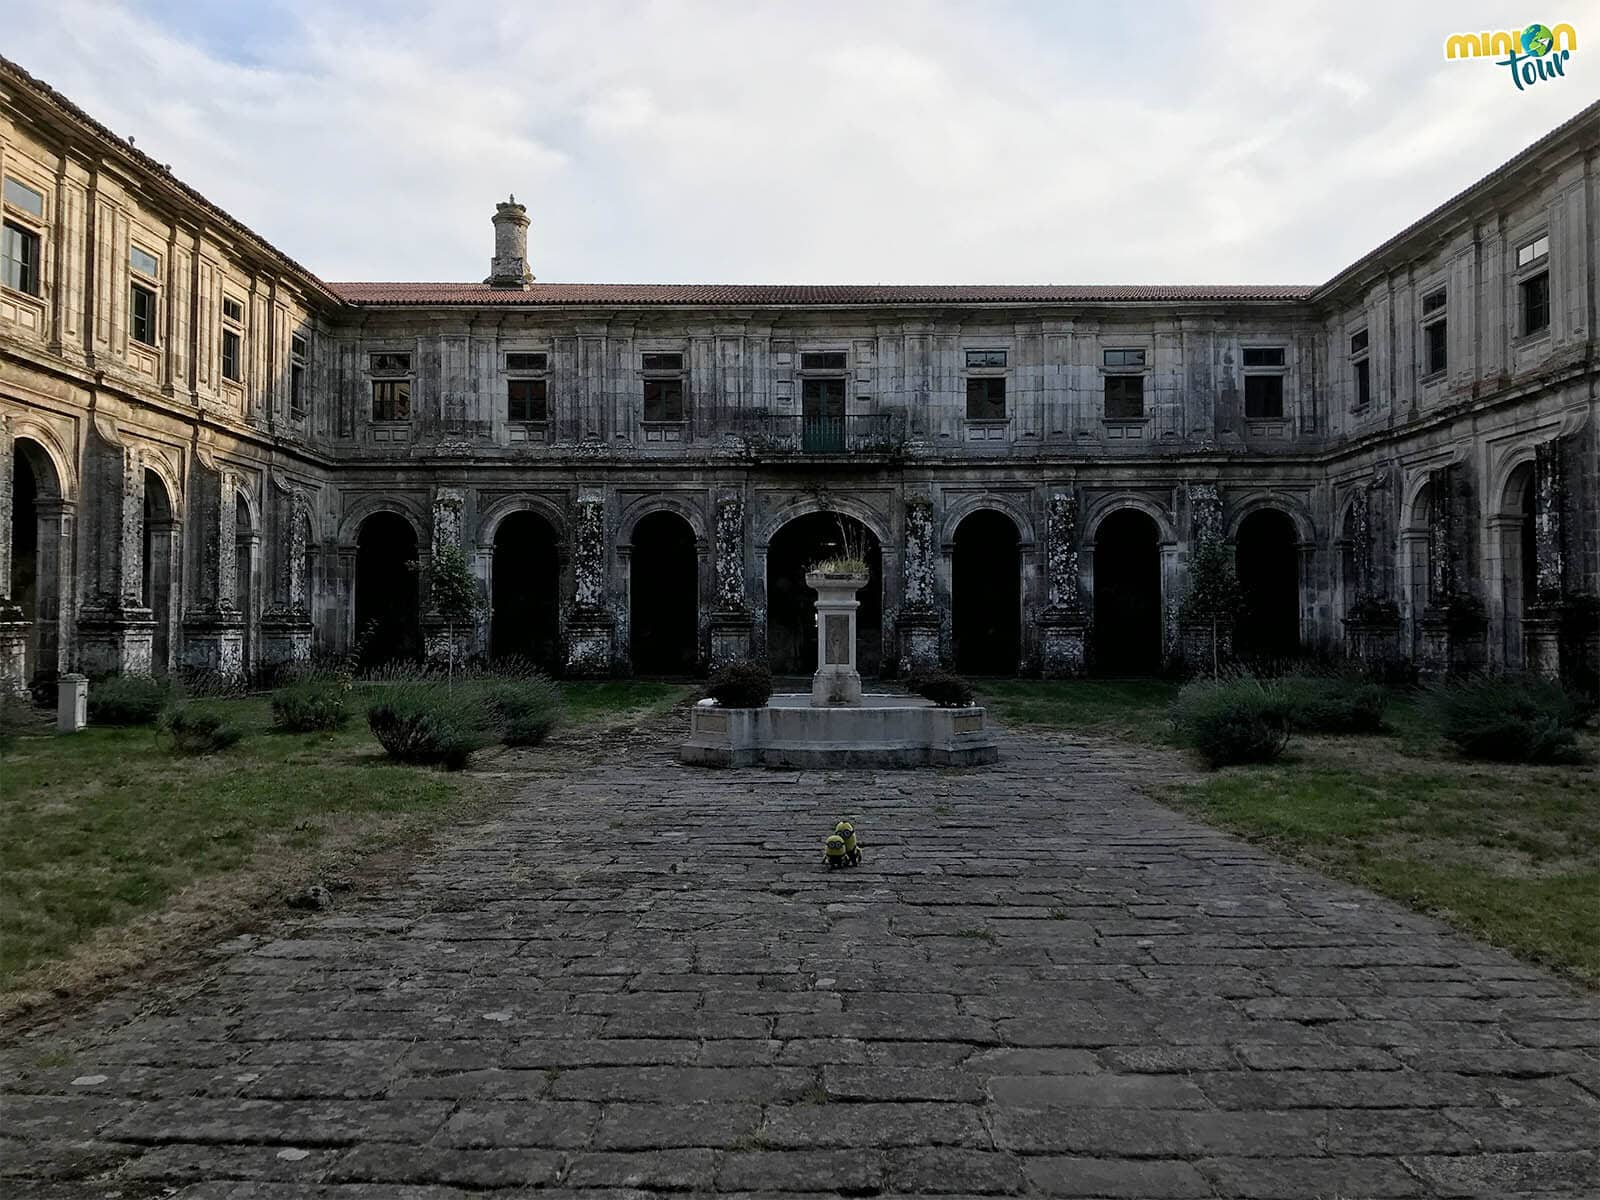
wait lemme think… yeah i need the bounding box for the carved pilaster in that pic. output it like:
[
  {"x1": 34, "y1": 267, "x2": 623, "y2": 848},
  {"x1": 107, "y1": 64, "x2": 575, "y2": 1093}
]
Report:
[{"x1": 566, "y1": 490, "x2": 614, "y2": 676}]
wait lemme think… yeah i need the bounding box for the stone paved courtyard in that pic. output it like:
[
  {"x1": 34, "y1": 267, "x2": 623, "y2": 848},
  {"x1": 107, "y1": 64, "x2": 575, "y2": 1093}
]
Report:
[{"x1": 3, "y1": 723, "x2": 1598, "y2": 1198}]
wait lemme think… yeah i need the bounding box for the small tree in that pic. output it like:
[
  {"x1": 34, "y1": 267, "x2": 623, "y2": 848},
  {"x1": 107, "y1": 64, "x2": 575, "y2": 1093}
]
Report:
[
  {"x1": 1179, "y1": 541, "x2": 1243, "y2": 678},
  {"x1": 418, "y1": 545, "x2": 482, "y2": 689}
]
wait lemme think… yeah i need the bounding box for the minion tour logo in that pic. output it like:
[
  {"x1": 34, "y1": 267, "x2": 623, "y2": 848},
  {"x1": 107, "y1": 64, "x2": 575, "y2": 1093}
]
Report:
[{"x1": 1445, "y1": 23, "x2": 1578, "y2": 91}]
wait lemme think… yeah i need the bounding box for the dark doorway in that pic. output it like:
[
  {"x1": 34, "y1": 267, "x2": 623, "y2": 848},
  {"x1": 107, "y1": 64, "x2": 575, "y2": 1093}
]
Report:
[
  {"x1": 354, "y1": 512, "x2": 421, "y2": 669},
  {"x1": 491, "y1": 511, "x2": 561, "y2": 670},
  {"x1": 630, "y1": 511, "x2": 699, "y2": 674},
  {"x1": 1093, "y1": 509, "x2": 1162, "y2": 674},
  {"x1": 11, "y1": 439, "x2": 62, "y2": 685},
  {"x1": 143, "y1": 470, "x2": 175, "y2": 673},
  {"x1": 953, "y1": 509, "x2": 1022, "y2": 675},
  {"x1": 766, "y1": 512, "x2": 882, "y2": 675},
  {"x1": 1235, "y1": 509, "x2": 1301, "y2": 662},
  {"x1": 11, "y1": 445, "x2": 39, "y2": 680},
  {"x1": 236, "y1": 496, "x2": 254, "y2": 672}
]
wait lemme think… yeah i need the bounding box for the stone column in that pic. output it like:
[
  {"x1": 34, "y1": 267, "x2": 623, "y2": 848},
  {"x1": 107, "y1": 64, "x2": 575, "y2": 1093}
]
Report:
[
  {"x1": 1341, "y1": 485, "x2": 1402, "y2": 666},
  {"x1": 0, "y1": 419, "x2": 24, "y2": 692},
  {"x1": 808, "y1": 568, "x2": 866, "y2": 706},
  {"x1": 180, "y1": 459, "x2": 244, "y2": 675},
  {"x1": 77, "y1": 419, "x2": 155, "y2": 675},
  {"x1": 423, "y1": 486, "x2": 474, "y2": 667},
  {"x1": 1525, "y1": 439, "x2": 1568, "y2": 679},
  {"x1": 1177, "y1": 483, "x2": 1229, "y2": 672},
  {"x1": 1036, "y1": 491, "x2": 1088, "y2": 677},
  {"x1": 565, "y1": 489, "x2": 615, "y2": 676},
  {"x1": 259, "y1": 483, "x2": 313, "y2": 668},
  {"x1": 707, "y1": 493, "x2": 754, "y2": 669},
  {"x1": 897, "y1": 495, "x2": 940, "y2": 675}
]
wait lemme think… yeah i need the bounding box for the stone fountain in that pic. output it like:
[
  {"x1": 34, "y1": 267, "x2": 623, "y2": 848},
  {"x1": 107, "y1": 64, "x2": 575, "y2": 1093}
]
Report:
[{"x1": 680, "y1": 569, "x2": 1000, "y2": 768}]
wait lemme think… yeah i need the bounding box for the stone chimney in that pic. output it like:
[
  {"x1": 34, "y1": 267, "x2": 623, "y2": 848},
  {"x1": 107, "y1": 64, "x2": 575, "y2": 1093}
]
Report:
[{"x1": 486, "y1": 195, "x2": 533, "y2": 289}]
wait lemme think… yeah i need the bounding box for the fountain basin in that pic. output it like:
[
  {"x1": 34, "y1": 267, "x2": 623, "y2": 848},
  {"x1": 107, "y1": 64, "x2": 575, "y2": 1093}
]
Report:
[{"x1": 680, "y1": 693, "x2": 1001, "y2": 768}]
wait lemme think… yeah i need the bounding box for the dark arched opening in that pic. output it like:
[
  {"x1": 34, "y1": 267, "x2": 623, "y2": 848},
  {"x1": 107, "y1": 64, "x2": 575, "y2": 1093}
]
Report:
[
  {"x1": 10, "y1": 439, "x2": 63, "y2": 686},
  {"x1": 630, "y1": 511, "x2": 699, "y2": 674},
  {"x1": 236, "y1": 496, "x2": 255, "y2": 672},
  {"x1": 953, "y1": 509, "x2": 1022, "y2": 675},
  {"x1": 143, "y1": 470, "x2": 176, "y2": 673},
  {"x1": 767, "y1": 512, "x2": 883, "y2": 676},
  {"x1": 1093, "y1": 509, "x2": 1161, "y2": 674},
  {"x1": 354, "y1": 512, "x2": 421, "y2": 669},
  {"x1": 1235, "y1": 509, "x2": 1301, "y2": 663},
  {"x1": 491, "y1": 511, "x2": 561, "y2": 670}
]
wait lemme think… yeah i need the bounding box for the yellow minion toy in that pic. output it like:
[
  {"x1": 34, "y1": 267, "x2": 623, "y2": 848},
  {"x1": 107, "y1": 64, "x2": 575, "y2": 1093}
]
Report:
[
  {"x1": 823, "y1": 833, "x2": 847, "y2": 868},
  {"x1": 834, "y1": 820, "x2": 862, "y2": 865}
]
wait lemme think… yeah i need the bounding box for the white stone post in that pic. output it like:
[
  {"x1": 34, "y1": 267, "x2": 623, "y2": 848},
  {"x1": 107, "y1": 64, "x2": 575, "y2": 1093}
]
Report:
[{"x1": 807, "y1": 569, "x2": 866, "y2": 707}]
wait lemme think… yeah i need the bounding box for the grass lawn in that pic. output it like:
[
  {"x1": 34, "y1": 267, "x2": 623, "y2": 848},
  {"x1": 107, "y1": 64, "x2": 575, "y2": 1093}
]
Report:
[
  {"x1": 979, "y1": 678, "x2": 1177, "y2": 742},
  {"x1": 0, "y1": 679, "x2": 692, "y2": 1015}
]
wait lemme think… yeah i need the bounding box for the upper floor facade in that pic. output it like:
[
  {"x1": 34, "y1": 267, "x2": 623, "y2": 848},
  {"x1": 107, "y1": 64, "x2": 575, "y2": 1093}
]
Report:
[{"x1": 2, "y1": 55, "x2": 1596, "y2": 469}]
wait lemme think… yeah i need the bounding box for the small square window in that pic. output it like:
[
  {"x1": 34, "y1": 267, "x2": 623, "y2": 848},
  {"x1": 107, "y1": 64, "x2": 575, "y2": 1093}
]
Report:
[
  {"x1": 130, "y1": 245, "x2": 160, "y2": 278},
  {"x1": 3, "y1": 177, "x2": 44, "y2": 217},
  {"x1": 1516, "y1": 234, "x2": 1549, "y2": 268},
  {"x1": 1104, "y1": 374, "x2": 1144, "y2": 419},
  {"x1": 2, "y1": 221, "x2": 40, "y2": 295},
  {"x1": 222, "y1": 296, "x2": 243, "y2": 324},
  {"x1": 506, "y1": 352, "x2": 547, "y2": 372},
  {"x1": 965, "y1": 376, "x2": 1006, "y2": 421},
  {"x1": 1354, "y1": 358, "x2": 1371, "y2": 408},
  {"x1": 291, "y1": 334, "x2": 309, "y2": 361},
  {"x1": 130, "y1": 283, "x2": 157, "y2": 346},
  {"x1": 1421, "y1": 288, "x2": 1446, "y2": 315},
  {"x1": 1520, "y1": 271, "x2": 1549, "y2": 337},
  {"x1": 1245, "y1": 375, "x2": 1284, "y2": 419},
  {"x1": 1242, "y1": 347, "x2": 1285, "y2": 368},
  {"x1": 370, "y1": 352, "x2": 410, "y2": 374},
  {"x1": 642, "y1": 352, "x2": 684, "y2": 372},
  {"x1": 221, "y1": 330, "x2": 242, "y2": 382},
  {"x1": 372, "y1": 379, "x2": 411, "y2": 421},
  {"x1": 800, "y1": 352, "x2": 846, "y2": 372},
  {"x1": 1103, "y1": 348, "x2": 1146, "y2": 368},
  {"x1": 1349, "y1": 329, "x2": 1369, "y2": 355},
  {"x1": 965, "y1": 349, "x2": 1007, "y2": 368},
  {"x1": 644, "y1": 377, "x2": 685, "y2": 422},
  {"x1": 508, "y1": 378, "x2": 548, "y2": 422},
  {"x1": 1424, "y1": 320, "x2": 1447, "y2": 375}
]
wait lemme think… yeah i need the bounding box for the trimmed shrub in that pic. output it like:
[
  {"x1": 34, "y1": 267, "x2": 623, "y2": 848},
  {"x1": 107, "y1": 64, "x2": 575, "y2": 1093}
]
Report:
[
  {"x1": 165, "y1": 705, "x2": 244, "y2": 755},
  {"x1": 271, "y1": 680, "x2": 352, "y2": 732},
  {"x1": 907, "y1": 669, "x2": 976, "y2": 708},
  {"x1": 87, "y1": 674, "x2": 171, "y2": 726},
  {"x1": 479, "y1": 675, "x2": 564, "y2": 746},
  {"x1": 1170, "y1": 675, "x2": 1292, "y2": 768},
  {"x1": 1424, "y1": 675, "x2": 1590, "y2": 764},
  {"x1": 706, "y1": 660, "x2": 773, "y2": 708},
  {"x1": 1, "y1": 689, "x2": 37, "y2": 752},
  {"x1": 1274, "y1": 673, "x2": 1388, "y2": 734},
  {"x1": 366, "y1": 684, "x2": 496, "y2": 769}
]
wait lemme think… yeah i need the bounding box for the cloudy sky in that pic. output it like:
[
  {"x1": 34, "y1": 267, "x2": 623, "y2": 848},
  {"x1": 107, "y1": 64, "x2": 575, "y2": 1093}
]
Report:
[{"x1": 6, "y1": 1, "x2": 1594, "y2": 285}]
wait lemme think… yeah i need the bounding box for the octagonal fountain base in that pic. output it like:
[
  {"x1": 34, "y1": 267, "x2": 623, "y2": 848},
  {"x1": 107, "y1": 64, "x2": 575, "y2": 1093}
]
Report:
[{"x1": 680, "y1": 693, "x2": 1001, "y2": 769}]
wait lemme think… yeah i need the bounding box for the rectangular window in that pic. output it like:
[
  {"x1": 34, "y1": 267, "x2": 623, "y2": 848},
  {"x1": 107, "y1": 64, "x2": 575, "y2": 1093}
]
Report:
[
  {"x1": 1516, "y1": 234, "x2": 1549, "y2": 268},
  {"x1": 965, "y1": 376, "x2": 1007, "y2": 420},
  {"x1": 130, "y1": 283, "x2": 157, "y2": 345},
  {"x1": 290, "y1": 333, "x2": 308, "y2": 417},
  {"x1": 643, "y1": 377, "x2": 684, "y2": 422},
  {"x1": 1520, "y1": 271, "x2": 1550, "y2": 336},
  {"x1": 222, "y1": 296, "x2": 244, "y2": 323},
  {"x1": 506, "y1": 352, "x2": 547, "y2": 372},
  {"x1": 1242, "y1": 347, "x2": 1285, "y2": 368},
  {"x1": 291, "y1": 333, "x2": 308, "y2": 359},
  {"x1": 800, "y1": 351, "x2": 846, "y2": 371},
  {"x1": 3, "y1": 177, "x2": 44, "y2": 217},
  {"x1": 642, "y1": 352, "x2": 684, "y2": 372},
  {"x1": 130, "y1": 245, "x2": 160, "y2": 278},
  {"x1": 370, "y1": 352, "x2": 410, "y2": 373},
  {"x1": 1244, "y1": 374, "x2": 1284, "y2": 419},
  {"x1": 965, "y1": 349, "x2": 1007, "y2": 368},
  {"x1": 1424, "y1": 319, "x2": 1447, "y2": 375},
  {"x1": 371, "y1": 379, "x2": 411, "y2": 421},
  {"x1": 1103, "y1": 348, "x2": 1146, "y2": 368},
  {"x1": 508, "y1": 378, "x2": 548, "y2": 422},
  {"x1": 1421, "y1": 287, "x2": 1446, "y2": 315},
  {"x1": 1349, "y1": 329, "x2": 1368, "y2": 355},
  {"x1": 1354, "y1": 358, "x2": 1371, "y2": 408},
  {"x1": 221, "y1": 329, "x2": 241, "y2": 381},
  {"x1": 2, "y1": 221, "x2": 40, "y2": 295},
  {"x1": 1104, "y1": 374, "x2": 1144, "y2": 419}
]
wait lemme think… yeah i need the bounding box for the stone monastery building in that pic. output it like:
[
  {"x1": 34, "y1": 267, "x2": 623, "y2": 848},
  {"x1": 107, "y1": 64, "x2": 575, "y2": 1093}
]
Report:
[{"x1": 1, "y1": 55, "x2": 1597, "y2": 690}]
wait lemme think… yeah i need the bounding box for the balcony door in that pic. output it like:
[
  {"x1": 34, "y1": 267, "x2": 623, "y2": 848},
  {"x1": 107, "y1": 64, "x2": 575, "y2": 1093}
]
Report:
[{"x1": 801, "y1": 378, "x2": 845, "y2": 452}]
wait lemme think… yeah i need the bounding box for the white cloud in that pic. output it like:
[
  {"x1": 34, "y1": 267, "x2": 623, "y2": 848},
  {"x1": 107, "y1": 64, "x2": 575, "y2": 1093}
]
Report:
[{"x1": 4, "y1": 0, "x2": 1592, "y2": 284}]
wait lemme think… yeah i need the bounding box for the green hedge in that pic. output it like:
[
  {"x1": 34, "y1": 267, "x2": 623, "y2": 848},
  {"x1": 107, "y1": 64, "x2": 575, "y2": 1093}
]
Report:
[
  {"x1": 479, "y1": 675, "x2": 563, "y2": 746},
  {"x1": 271, "y1": 680, "x2": 352, "y2": 732},
  {"x1": 1274, "y1": 673, "x2": 1388, "y2": 734},
  {"x1": 1424, "y1": 675, "x2": 1590, "y2": 764},
  {"x1": 1170, "y1": 676, "x2": 1291, "y2": 768},
  {"x1": 87, "y1": 675, "x2": 172, "y2": 726}
]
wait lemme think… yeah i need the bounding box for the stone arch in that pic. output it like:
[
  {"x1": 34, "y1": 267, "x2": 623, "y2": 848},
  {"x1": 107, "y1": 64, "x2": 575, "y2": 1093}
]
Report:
[
  {"x1": 618, "y1": 494, "x2": 708, "y2": 549},
  {"x1": 1234, "y1": 507, "x2": 1302, "y2": 661},
  {"x1": 10, "y1": 433, "x2": 69, "y2": 684},
  {"x1": 951, "y1": 508, "x2": 1023, "y2": 675},
  {"x1": 235, "y1": 489, "x2": 259, "y2": 672},
  {"x1": 1081, "y1": 494, "x2": 1178, "y2": 547},
  {"x1": 353, "y1": 510, "x2": 422, "y2": 668},
  {"x1": 142, "y1": 467, "x2": 179, "y2": 674},
  {"x1": 1491, "y1": 452, "x2": 1541, "y2": 669},
  {"x1": 938, "y1": 493, "x2": 1037, "y2": 550},
  {"x1": 1092, "y1": 506, "x2": 1164, "y2": 674},
  {"x1": 1225, "y1": 493, "x2": 1315, "y2": 545},
  {"x1": 337, "y1": 496, "x2": 428, "y2": 549},
  {"x1": 10, "y1": 423, "x2": 74, "y2": 502},
  {"x1": 477, "y1": 494, "x2": 568, "y2": 548},
  {"x1": 755, "y1": 495, "x2": 892, "y2": 552},
  {"x1": 490, "y1": 509, "x2": 562, "y2": 669},
  {"x1": 765, "y1": 509, "x2": 885, "y2": 675},
  {"x1": 629, "y1": 509, "x2": 700, "y2": 674}
]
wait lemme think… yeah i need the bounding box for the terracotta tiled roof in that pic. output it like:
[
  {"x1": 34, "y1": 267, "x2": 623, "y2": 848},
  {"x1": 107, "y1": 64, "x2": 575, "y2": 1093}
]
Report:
[{"x1": 328, "y1": 282, "x2": 1317, "y2": 306}]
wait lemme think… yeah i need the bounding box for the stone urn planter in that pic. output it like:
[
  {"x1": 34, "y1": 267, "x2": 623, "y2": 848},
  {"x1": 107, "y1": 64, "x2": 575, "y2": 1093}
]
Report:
[{"x1": 806, "y1": 569, "x2": 868, "y2": 707}]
